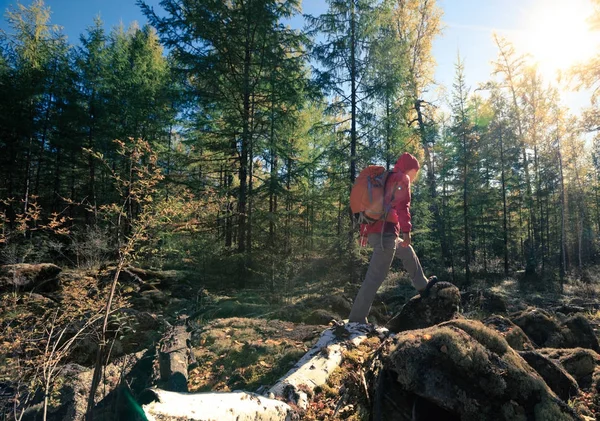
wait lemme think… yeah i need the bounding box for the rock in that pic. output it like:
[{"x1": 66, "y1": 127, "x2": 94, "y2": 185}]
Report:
[
  {"x1": 100, "y1": 267, "x2": 142, "y2": 289},
  {"x1": 304, "y1": 309, "x2": 339, "y2": 325},
  {"x1": 21, "y1": 352, "x2": 147, "y2": 421},
  {"x1": 25, "y1": 293, "x2": 59, "y2": 314},
  {"x1": 131, "y1": 290, "x2": 170, "y2": 310},
  {"x1": 21, "y1": 363, "x2": 90, "y2": 421},
  {"x1": 519, "y1": 350, "x2": 579, "y2": 401},
  {"x1": 539, "y1": 348, "x2": 600, "y2": 389},
  {"x1": 117, "y1": 309, "x2": 162, "y2": 356},
  {"x1": 462, "y1": 290, "x2": 508, "y2": 313},
  {"x1": 386, "y1": 281, "x2": 460, "y2": 333},
  {"x1": 371, "y1": 367, "x2": 461, "y2": 421},
  {"x1": 169, "y1": 281, "x2": 193, "y2": 299},
  {"x1": 0, "y1": 263, "x2": 61, "y2": 292},
  {"x1": 561, "y1": 314, "x2": 600, "y2": 353},
  {"x1": 126, "y1": 266, "x2": 177, "y2": 281},
  {"x1": 484, "y1": 315, "x2": 535, "y2": 351},
  {"x1": 319, "y1": 294, "x2": 353, "y2": 316},
  {"x1": 511, "y1": 308, "x2": 600, "y2": 353},
  {"x1": 552, "y1": 304, "x2": 586, "y2": 315},
  {"x1": 378, "y1": 319, "x2": 582, "y2": 420},
  {"x1": 511, "y1": 307, "x2": 564, "y2": 347}
]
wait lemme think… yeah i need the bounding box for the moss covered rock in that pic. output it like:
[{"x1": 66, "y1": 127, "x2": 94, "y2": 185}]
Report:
[
  {"x1": 519, "y1": 350, "x2": 579, "y2": 402},
  {"x1": 484, "y1": 315, "x2": 535, "y2": 351},
  {"x1": 0, "y1": 263, "x2": 61, "y2": 292},
  {"x1": 462, "y1": 290, "x2": 508, "y2": 314},
  {"x1": 539, "y1": 348, "x2": 600, "y2": 389},
  {"x1": 511, "y1": 309, "x2": 600, "y2": 353},
  {"x1": 386, "y1": 281, "x2": 460, "y2": 333},
  {"x1": 511, "y1": 307, "x2": 565, "y2": 348},
  {"x1": 561, "y1": 315, "x2": 600, "y2": 353},
  {"x1": 305, "y1": 309, "x2": 339, "y2": 325},
  {"x1": 380, "y1": 319, "x2": 582, "y2": 421}
]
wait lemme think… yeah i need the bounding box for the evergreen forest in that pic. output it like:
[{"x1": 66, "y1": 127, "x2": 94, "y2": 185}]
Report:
[{"x1": 3, "y1": 1, "x2": 600, "y2": 420}]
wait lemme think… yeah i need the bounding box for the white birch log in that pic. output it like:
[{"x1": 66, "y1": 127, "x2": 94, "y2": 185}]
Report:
[
  {"x1": 267, "y1": 322, "x2": 386, "y2": 409},
  {"x1": 143, "y1": 389, "x2": 295, "y2": 421},
  {"x1": 141, "y1": 323, "x2": 386, "y2": 419}
]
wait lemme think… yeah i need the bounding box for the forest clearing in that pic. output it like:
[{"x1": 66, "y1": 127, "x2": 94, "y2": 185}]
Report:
[{"x1": 2, "y1": 0, "x2": 600, "y2": 419}]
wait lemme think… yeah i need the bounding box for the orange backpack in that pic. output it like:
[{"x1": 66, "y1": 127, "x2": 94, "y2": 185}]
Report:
[{"x1": 350, "y1": 165, "x2": 394, "y2": 224}]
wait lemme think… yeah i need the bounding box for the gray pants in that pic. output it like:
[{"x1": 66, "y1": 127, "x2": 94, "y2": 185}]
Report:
[{"x1": 348, "y1": 232, "x2": 428, "y2": 323}]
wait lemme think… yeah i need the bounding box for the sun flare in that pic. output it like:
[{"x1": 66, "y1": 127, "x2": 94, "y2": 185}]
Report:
[{"x1": 515, "y1": 0, "x2": 600, "y2": 81}]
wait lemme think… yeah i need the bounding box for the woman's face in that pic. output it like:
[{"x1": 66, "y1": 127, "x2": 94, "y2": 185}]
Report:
[{"x1": 406, "y1": 168, "x2": 419, "y2": 182}]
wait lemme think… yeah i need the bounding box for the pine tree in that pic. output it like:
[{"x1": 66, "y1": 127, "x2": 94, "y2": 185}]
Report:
[{"x1": 140, "y1": 0, "x2": 307, "y2": 285}]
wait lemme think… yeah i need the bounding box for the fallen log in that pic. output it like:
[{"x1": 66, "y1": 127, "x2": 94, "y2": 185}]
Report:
[
  {"x1": 267, "y1": 322, "x2": 384, "y2": 408},
  {"x1": 141, "y1": 322, "x2": 383, "y2": 420},
  {"x1": 158, "y1": 317, "x2": 190, "y2": 392},
  {"x1": 143, "y1": 389, "x2": 295, "y2": 421}
]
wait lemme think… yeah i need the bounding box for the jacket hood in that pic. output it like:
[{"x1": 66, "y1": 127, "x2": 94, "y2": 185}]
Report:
[{"x1": 394, "y1": 152, "x2": 420, "y2": 173}]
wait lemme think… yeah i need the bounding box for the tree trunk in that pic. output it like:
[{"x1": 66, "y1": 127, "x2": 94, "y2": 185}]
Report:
[
  {"x1": 348, "y1": 0, "x2": 358, "y2": 264},
  {"x1": 52, "y1": 147, "x2": 61, "y2": 212},
  {"x1": 141, "y1": 325, "x2": 379, "y2": 420},
  {"x1": 158, "y1": 321, "x2": 190, "y2": 393},
  {"x1": 226, "y1": 139, "x2": 236, "y2": 248},
  {"x1": 268, "y1": 79, "x2": 277, "y2": 249},
  {"x1": 237, "y1": 21, "x2": 252, "y2": 288},
  {"x1": 35, "y1": 94, "x2": 53, "y2": 199},
  {"x1": 285, "y1": 156, "x2": 292, "y2": 254},
  {"x1": 557, "y1": 135, "x2": 567, "y2": 286},
  {"x1": 88, "y1": 93, "x2": 97, "y2": 223},
  {"x1": 385, "y1": 98, "x2": 392, "y2": 170},
  {"x1": 500, "y1": 130, "x2": 509, "y2": 277},
  {"x1": 462, "y1": 131, "x2": 470, "y2": 284},
  {"x1": 415, "y1": 100, "x2": 447, "y2": 267},
  {"x1": 247, "y1": 132, "x2": 254, "y2": 270}
]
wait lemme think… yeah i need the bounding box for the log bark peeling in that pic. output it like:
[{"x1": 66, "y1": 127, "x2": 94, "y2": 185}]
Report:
[
  {"x1": 267, "y1": 322, "x2": 381, "y2": 408},
  {"x1": 142, "y1": 322, "x2": 384, "y2": 420},
  {"x1": 143, "y1": 389, "x2": 295, "y2": 421},
  {"x1": 159, "y1": 320, "x2": 190, "y2": 392}
]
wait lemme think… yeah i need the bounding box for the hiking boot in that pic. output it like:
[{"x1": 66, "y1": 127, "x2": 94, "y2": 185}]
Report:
[{"x1": 419, "y1": 276, "x2": 439, "y2": 298}]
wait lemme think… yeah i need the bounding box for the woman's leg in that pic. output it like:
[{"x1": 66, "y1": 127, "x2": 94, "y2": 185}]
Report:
[
  {"x1": 348, "y1": 233, "x2": 397, "y2": 323},
  {"x1": 395, "y1": 243, "x2": 428, "y2": 292}
]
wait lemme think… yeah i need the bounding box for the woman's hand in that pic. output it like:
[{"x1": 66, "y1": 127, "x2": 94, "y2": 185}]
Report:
[{"x1": 399, "y1": 231, "x2": 411, "y2": 248}]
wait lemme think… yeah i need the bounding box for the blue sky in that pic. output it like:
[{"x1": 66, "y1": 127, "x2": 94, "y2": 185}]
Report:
[{"x1": 0, "y1": 0, "x2": 596, "y2": 111}]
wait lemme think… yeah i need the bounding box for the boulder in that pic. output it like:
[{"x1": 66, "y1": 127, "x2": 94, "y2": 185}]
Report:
[
  {"x1": 319, "y1": 294, "x2": 353, "y2": 316},
  {"x1": 0, "y1": 263, "x2": 61, "y2": 292},
  {"x1": 20, "y1": 352, "x2": 148, "y2": 421},
  {"x1": 539, "y1": 348, "x2": 600, "y2": 389},
  {"x1": 100, "y1": 267, "x2": 143, "y2": 290},
  {"x1": 462, "y1": 290, "x2": 508, "y2": 314},
  {"x1": 511, "y1": 307, "x2": 564, "y2": 347},
  {"x1": 305, "y1": 309, "x2": 339, "y2": 325},
  {"x1": 511, "y1": 308, "x2": 600, "y2": 352},
  {"x1": 552, "y1": 304, "x2": 586, "y2": 316},
  {"x1": 519, "y1": 350, "x2": 579, "y2": 401},
  {"x1": 386, "y1": 281, "x2": 460, "y2": 333},
  {"x1": 376, "y1": 319, "x2": 582, "y2": 421},
  {"x1": 561, "y1": 314, "x2": 600, "y2": 353},
  {"x1": 131, "y1": 290, "x2": 170, "y2": 311},
  {"x1": 484, "y1": 315, "x2": 535, "y2": 351}
]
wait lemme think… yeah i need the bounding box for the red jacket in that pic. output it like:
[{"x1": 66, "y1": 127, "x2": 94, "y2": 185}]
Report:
[{"x1": 361, "y1": 153, "x2": 419, "y2": 238}]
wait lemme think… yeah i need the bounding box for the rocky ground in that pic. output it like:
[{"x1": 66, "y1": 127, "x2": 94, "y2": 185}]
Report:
[{"x1": 1, "y1": 262, "x2": 600, "y2": 420}]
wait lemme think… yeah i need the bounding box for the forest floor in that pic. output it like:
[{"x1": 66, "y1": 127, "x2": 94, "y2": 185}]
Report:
[{"x1": 1, "y1": 259, "x2": 600, "y2": 420}]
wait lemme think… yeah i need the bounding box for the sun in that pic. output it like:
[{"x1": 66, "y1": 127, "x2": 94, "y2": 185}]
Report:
[{"x1": 515, "y1": 0, "x2": 600, "y2": 81}]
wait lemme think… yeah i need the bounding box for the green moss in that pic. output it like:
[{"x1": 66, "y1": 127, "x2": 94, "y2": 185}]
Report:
[
  {"x1": 442, "y1": 319, "x2": 509, "y2": 355},
  {"x1": 326, "y1": 366, "x2": 346, "y2": 389},
  {"x1": 534, "y1": 397, "x2": 573, "y2": 421},
  {"x1": 500, "y1": 401, "x2": 527, "y2": 421}
]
